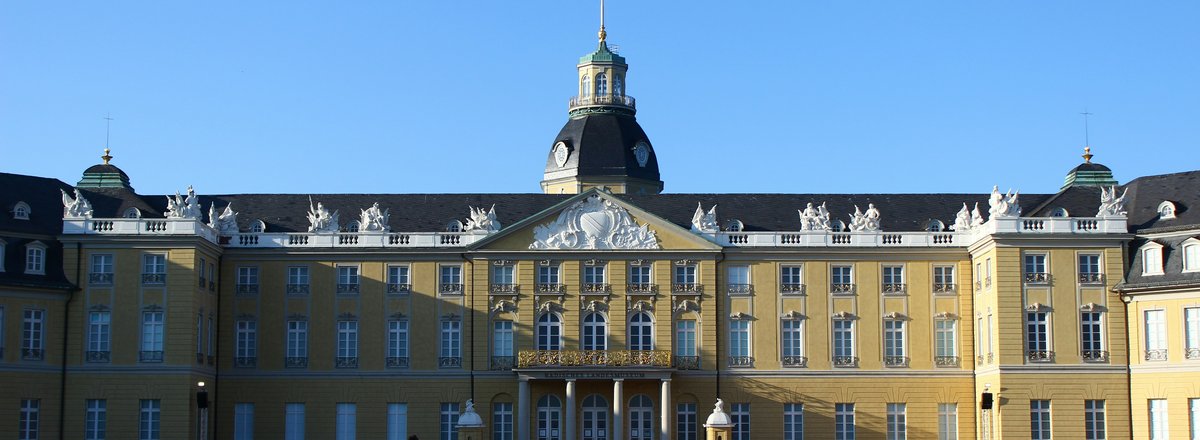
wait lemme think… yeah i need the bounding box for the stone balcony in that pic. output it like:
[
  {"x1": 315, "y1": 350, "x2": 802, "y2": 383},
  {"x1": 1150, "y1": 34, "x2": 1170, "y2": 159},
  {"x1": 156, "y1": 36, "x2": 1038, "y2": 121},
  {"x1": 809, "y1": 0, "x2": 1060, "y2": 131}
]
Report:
[
  {"x1": 517, "y1": 350, "x2": 672, "y2": 368},
  {"x1": 568, "y1": 94, "x2": 636, "y2": 112}
]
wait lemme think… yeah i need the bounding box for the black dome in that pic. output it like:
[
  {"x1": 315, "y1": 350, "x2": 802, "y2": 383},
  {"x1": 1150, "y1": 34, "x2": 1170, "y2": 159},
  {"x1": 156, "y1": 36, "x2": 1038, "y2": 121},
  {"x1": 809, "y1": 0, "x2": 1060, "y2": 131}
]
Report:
[
  {"x1": 83, "y1": 164, "x2": 130, "y2": 179},
  {"x1": 1070, "y1": 162, "x2": 1112, "y2": 173},
  {"x1": 545, "y1": 113, "x2": 660, "y2": 182}
]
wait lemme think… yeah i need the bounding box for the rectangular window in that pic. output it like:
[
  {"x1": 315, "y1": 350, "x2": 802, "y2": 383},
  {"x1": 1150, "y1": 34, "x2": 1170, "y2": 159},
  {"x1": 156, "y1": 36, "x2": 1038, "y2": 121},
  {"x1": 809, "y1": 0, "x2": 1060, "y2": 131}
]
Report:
[
  {"x1": 25, "y1": 246, "x2": 44, "y2": 274},
  {"x1": 494, "y1": 402, "x2": 514, "y2": 440},
  {"x1": 933, "y1": 265, "x2": 955, "y2": 293},
  {"x1": 494, "y1": 320, "x2": 514, "y2": 357},
  {"x1": 387, "y1": 403, "x2": 408, "y2": 440},
  {"x1": 336, "y1": 403, "x2": 356, "y2": 440},
  {"x1": 208, "y1": 316, "x2": 214, "y2": 357},
  {"x1": 677, "y1": 403, "x2": 697, "y2": 440},
  {"x1": 139, "y1": 400, "x2": 160, "y2": 440},
  {"x1": 985, "y1": 258, "x2": 993, "y2": 285},
  {"x1": 285, "y1": 403, "x2": 305, "y2": 440},
  {"x1": 884, "y1": 320, "x2": 906, "y2": 367},
  {"x1": 937, "y1": 403, "x2": 957, "y2": 440},
  {"x1": 1081, "y1": 312, "x2": 1105, "y2": 361},
  {"x1": 882, "y1": 265, "x2": 905, "y2": 293},
  {"x1": 831, "y1": 265, "x2": 853, "y2": 292},
  {"x1": 1144, "y1": 247, "x2": 1163, "y2": 275},
  {"x1": 442, "y1": 320, "x2": 462, "y2": 365},
  {"x1": 19, "y1": 399, "x2": 39, "y2": 440},
  {"x1": 583, "y1": 265, "x2": 606, "y2": 284},
  {"x1": 731, "y1": 403, "x2": 750, "y2": 440},
  {"x1": 1030, "y1": 400, "x2": 1051, "y2": 440},
  {"x1": 974, "y1": 262, "x2": 982, "y2": 289},
  {"x1": 234, "y1": 403, "x2": 254, "y2": 440},
  {"x1": 1085, "y1": 399, "x2": 1105, "y2": 440},
  {"x1": 1079, "y1": 254, "x2": 1102, "y2": 283},
  {"x1": 441, "y1": 402, "x2": 459, "y2": 440},
  {"x1": 337, "y1": 266, "x2": 360, "y2": 293},
  {"x1": 492, "y1": 265, "x2": 514, "y2": 285},
  {"x1": 1186, "y1": 308, "x2": 1200, "y2": 358},
  {"x1": 784, "y1": 403, "x2": 804, "y2": 440},
  {"x1": 236, "y1": 320, "x2": 257, "y2": 364},
  {"x1": 675, "y1": 320, "x2": 697, "y2": 357},
  {"x1": 196, "y1": 313, "x2": 203, "y2": 359},
  {"x1": 781, "y1": 319, "x2": 804, "y2": 366},
  {"x1": 833, "y1": 319, "x2": 855, "y2": 366},
  {"x1": 440, "y1": 265, "x2": 463, "y2": 293},
  {"x1": 199, "y1": 257, "x2": 207, "y2": 286},
  {"x1": 729, "y1": 320, "x2": 750, "y2": 363},
  {"x1": 288, "y1": 266, "x2": 310, "y2": 287},
  {"x1": 23, "y1": 309, "x2": 45, "y2": 359},
  {"x1": 143, "y1": 253, "x2": 166, "y2": 274},
  {"x1": 85, "y1": 399, "x2": 106, "y2": 440},
  {"x1": 90, "y1": 254, "x2": 113, "y2": 284},
  {"x1": 1026, "y1": 311, "x2": 1049, "y2": 361},
  {"x1": 1149, "y1": 399, "x2": 1168, "y2": 439},
  {"x1": 1190, "y1": 398, "x2": 1200, "y2": 440},
  {"x1": 886, "y1": 403, "x2": 906, "y2": 440},
  {"x1": 337, "y1": 321, "x2": 359, "y2": 364},
  {"x1": 0, "y1": 307, "x2": 5, "y2": 359},
  {"x1": 1146, "y1": 310, "x2": 1167, "y2": 359},
  {"x1": 287, "y1": 320, "x2": 308, "y2": 360},
  {"x1": 88, "y1": 311, "x2": 111, "y2": 356},
  {"x1": 727, "y1": 265, "x2": 750, "y2": 293},
  {"x1": 538, "y1": 265, "x2": 560, "y2": 284},
  {"x1": 1025, "y1": 253, "x2": 1048, "y2": 282},
  {"x1": 388, "y1": 265, "x2": 411, "y2": 292},
  {"x1": 674, "y1": 264, "x2": 697, "y2": 284},
  {"x1": 935, "y1": 320, "x2": 957, "y2": 364},
  {"x1": 237, "y1": 266, "x2": 259, "y2": 292},
  {"x1": 629, "y1": 264, "x2": 652, "y2": 285},
  {"x1": 141, "y1": 311, "x2": 164, "y2": 360},
  {"x1": 388, "y1": 320, "x2": 409, "y2": 367},
  {"x1": 780, "y1": 265, "x2": 804, "y2": 294},
  {"x1": 835, "y1": 403, "x2": 855, "y2": 440}
]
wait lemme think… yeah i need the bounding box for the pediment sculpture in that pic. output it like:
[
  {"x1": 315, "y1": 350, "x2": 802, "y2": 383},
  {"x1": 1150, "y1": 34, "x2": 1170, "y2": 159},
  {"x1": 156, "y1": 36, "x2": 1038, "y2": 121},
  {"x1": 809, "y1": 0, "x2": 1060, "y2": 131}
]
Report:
[
  {"x1": 61, "y1": 189, "x2": 93, "y2": 218},
  {"x1": 529, "y1": 195, "x2": 659, "y2": 250},
  {"x1": 358, "y1": 203, "x2": 390, "y2": 233},
  {"x1": 798, "y1": 202, "x2": 832, "y2": 231},
  {"x1": 306, "y1": 197, "x2": 340, "y2": 233},
  {"x1": 691, "y1": 203, "x2": 719, "y2": 233},
  {"x1": 165, "y1": 185, "x2": 203, "y2": 220},
  {"x1": 987, "y1": 185, "x2": 1021, "y2": 219},
  {"x1": 1096, "y1": 185, "x2": 1128, "y2": 217},
  {"x1": 848, "y1": 203, "x2": 881, "y2": 232},
  {"x1": 207, "y1": 202, "x2": 239, "y2": 235},
  {"x1": 465, "y1": 205, "x2": 501, "y2": 232}
]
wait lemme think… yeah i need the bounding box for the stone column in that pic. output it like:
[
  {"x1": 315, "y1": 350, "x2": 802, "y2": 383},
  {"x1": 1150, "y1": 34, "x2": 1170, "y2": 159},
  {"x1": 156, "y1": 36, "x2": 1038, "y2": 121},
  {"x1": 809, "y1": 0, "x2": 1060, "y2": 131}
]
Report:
[
  {"x1": 660, "y1": 379, "x2": 671, "y2": 440},
  {"x1": 518, "y1": 377, "x2": 530, "y2": 440},
  {"x1": 613, "y1": 379, "x2": 625, "y2": 440},
  {"x1": 565, "y1": 379, "x2": 577, "y2": 440}
]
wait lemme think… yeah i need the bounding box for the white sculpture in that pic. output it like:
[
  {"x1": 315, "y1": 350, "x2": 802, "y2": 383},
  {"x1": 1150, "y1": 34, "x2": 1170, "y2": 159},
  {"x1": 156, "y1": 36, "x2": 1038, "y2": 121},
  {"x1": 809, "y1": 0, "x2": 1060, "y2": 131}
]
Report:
[
  {"x1": 848, "y1": 204, "x2": 881, "y2": 232},
  {"x1": 165, "y1": 185, "x2": 203, "y2": 219},
  {"x1": 798, "y1": 202, "x2": 832, "y2": 231},
  {"x1": 306, "y1": 197, "x2": 340, "y2": 233},
  {"x1": 530, "y1": 194, "x2": 659, "y2": 250},
  {"x1": 951, "y1": 203, "x2": 972, "y2": 231},
  {"x1": 207, "y1": 202, "x2": 239, "y2": 235},
  {"x1": 358, "y1": 203, "x2": 390, "y2": 232},
  {"x1": 465, "y1": 205, "x2": 501, "y2": 232},
  {"x1": 691, "y1": 203, "x2": 718, "y2": 233},
  {"x1": 1096, "y1": 185, "x2": 1128, "y2": 217},
  {"x1": 61, "y1": 189, "x2": 93, "y2": 218},
  {"x1": 987, "y1": 185, "x2": 1021, "y2": 219},
  {"x1": 456, "y1": 399, "x2": 484, "y2": 428},
  {"x1": 970, "y1": 203, "x2": 985, "y2": 227}
]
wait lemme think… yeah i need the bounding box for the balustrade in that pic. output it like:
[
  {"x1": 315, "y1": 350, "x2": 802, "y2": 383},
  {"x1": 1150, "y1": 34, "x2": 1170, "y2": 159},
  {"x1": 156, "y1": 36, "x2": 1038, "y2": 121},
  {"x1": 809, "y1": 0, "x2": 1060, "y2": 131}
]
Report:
[{"x1": 516, "y1": 350, "x2": 672, "y2": 368}]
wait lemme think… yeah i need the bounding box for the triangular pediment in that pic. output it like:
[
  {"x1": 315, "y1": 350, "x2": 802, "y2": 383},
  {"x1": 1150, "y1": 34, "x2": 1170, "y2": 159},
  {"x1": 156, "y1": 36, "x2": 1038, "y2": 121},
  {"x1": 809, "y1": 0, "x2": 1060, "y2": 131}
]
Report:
[{"x1": 469, "y1": 189, "x2": 721, "y2": 251}]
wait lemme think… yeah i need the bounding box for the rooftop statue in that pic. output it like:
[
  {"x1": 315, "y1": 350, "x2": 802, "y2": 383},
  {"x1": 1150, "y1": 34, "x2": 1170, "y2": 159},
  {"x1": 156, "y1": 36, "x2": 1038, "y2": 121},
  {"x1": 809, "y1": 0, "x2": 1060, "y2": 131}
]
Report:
[
  {"x1": 848, "y1": 203, "x2": 882, "y2": 232},
  {"x1": 1097, "y1": 185, "x2": 1129, "y2": 217},
  {"x1": 691, "y1": 203, "x2": 718, "y2": 233},
  {"x1": 952, "y1": 203, "x2": 972, "y2": 231},
  {"x1": 465, "y1": 205, "x2": 501, "y2": 232},
  {"x1": 61, "y1": 188, "x2": 93, "y2": 218},
  {"x1": 798, "y1": 202, "x2": 832, "y2": 231},
  {"x1": 987, "y1": 185, "x2": 1021, "y2": 219},
  {"x1": 970, "y1": 202, "x2": 985, "y2": 227},
  {"x1": 207, "y1": 202, "x2": 239, "y2": 235},
  {"x1": 358, "y1": 202, "x2": 390, "y2": 233},
  {"x1": 306, "y1": 197, "x2": 340, "y2": 233},
  {"x1": 165, "y1": 185, "x2": 203, "y2": 219}
]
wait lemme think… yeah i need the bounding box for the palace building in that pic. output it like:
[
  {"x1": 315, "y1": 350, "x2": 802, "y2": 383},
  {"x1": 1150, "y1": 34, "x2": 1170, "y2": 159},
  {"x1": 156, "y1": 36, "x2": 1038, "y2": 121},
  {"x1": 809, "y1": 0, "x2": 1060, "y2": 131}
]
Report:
[{"x1": 3, "y1": 16, "x2": 1200, "y2": 440}]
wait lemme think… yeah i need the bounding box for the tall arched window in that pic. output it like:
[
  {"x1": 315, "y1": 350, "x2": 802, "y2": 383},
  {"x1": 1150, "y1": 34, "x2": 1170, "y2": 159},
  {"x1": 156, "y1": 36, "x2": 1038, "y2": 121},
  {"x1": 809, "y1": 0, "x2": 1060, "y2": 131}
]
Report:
[
  {"x1": 537, "y1": 395, "x2": 563, "y2": 440},
  {"x1": 582, "y1": 313, "x2": 607, "y2": 351},
  {"x1": 581, "y1": 76, "x2": 591, "y2": 97},
  {"x1": 581, "y1": 395, "x2": 609, "y2": 440},
  {"x1": 629, "y1": 395, "x2": 654, "y2": 440},
  {"x1": 595, "y1": 73, "x2": 608, "y2": 96},
  {"x1": 614, "y1": 76, "x2": 623, "y2": 97},
  {"x1": 628, "y1": 312, "x2": 653, "y2": 351},
  {"x1": 537, "y1": 313, "x2": 562, "y2": 351}
]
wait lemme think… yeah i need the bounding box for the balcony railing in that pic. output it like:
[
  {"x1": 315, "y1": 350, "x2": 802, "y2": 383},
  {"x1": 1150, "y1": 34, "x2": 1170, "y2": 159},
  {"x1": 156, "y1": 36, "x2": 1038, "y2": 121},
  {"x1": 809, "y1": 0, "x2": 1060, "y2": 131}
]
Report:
[
  {"x1": 568, "y1": 94, "x2": 636, "y2": 111},
  {"x1": 781, "y1": 283, "x2": 806, "y2": 295},
  {"x1": 517, "y1": 350, "x2": 672, "y2": 368},
  {"x1": 287, "y1": 284, "x2": 310, "y2": 295},
  {"x1": 1145, "y1": 349, "x2": 1168, "y2": 361},
  {"x1": 782, "y1": 356, "x2": 808, "y2": 368},
  {"x1": 672, "y1": 283, "x2": 703, "y2": 295},
  {"x1": 491, "y1": 356, "x2": 515, "y2": 370},
  {"x1": 22, "y1": 348, "x2": 44, "y2": 360},
  {"x1": 142, "y1": 273, "x2": 166, "y2": 285},
  {"x1": 286, "y1": 356, "x2": 308, "y2": 368},
  {"x1": 1079, "y1": 273, "x2": 1105, "y2": 285},
  {"x1": 674, "y1": 356, "x2": 700, "y2": 370},
  {"x1": 439, "y1": 356, "x2": 463, "y2": 368},
  {"x1": 1188, "y1": 348, "x2": 1200, "y2": 360},
  {"x1": 581, "y1": 283, "x2": 612, "y2": 294},
  {"x1": 336, "y1": 283, "x2": 360, "y2": 294},
  {"x1": 89, "y1": 273, "x2": 113, "y2": 285},
  {"x1": 1024, "y1": 272, "x2": 1050, "y2": 284},
  {"x1": 1081, "y1": 350, "x2": 1110, "y2": 362},
  {"x1": 882, "y1": 283, "x2": 907, "y2": 295},
  {"x1": 830, "y1": 283, "x2": 855, "y2": 295},
  {"x1": 388, "y1": 283, "x2": 412, "y2": 294},
  {"x1": 387, "y1": 356, "x2": 410, "y2": 368},
  {"x1": 833, "y1": 355, "x2": 859, "y2": 367},
  {"x1": 235, "y1": 284, "x2": 259, "y2": 295},
  {"x1": 140, "y1": 350, "x2": 164, "y2": 362},
  {"x1": 536, "y1": 283, "x2": 566, "y2": 294},
  {"x1": 935, "y1": 356, "x2": 960, "y2": 367},
  {"x1": 728, "y1": 356, "x2": 755, "y2": 368},
  {"x1": 198, "y1": 277, "x2": 207, "y2": 288},
  {"x1": 626, "y1": 283, "x2": 658, "y2": 294},
  {"x1": 86, "y1": 351, "x2": 110, "y2": 363},
  {"x1": 933, "y1": 283, "x2": 956, "y2": 294},
  {"x1": 234, "y1": 357, "x2": 257, "y2": 368},
  {"x1": 1026, "y1": 350, "x2": 1055, "y2": 363},
  {"x1": 884, "y1": 356, "x2": 910, "y2": 367},
  {"x1": 440, "y1": 284, "x2": 464, "y2": 294},
  {"x1": 726, "y1": 284, "x2": 753, "y2": 295},
  {"x1": 335, "y1": 356, "x2": 359, "y2": 368},
  {"x1": 489, "y1": 284, "x2": 519, "y2": 295}
]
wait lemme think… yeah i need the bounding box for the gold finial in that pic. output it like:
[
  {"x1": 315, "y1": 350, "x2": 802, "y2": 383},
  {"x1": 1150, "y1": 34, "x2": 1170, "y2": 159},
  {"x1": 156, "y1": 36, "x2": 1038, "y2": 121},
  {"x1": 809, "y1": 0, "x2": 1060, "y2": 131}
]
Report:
[
  {"x1": 598, "y1": 0, "x2": 607, "y2": 43},
  {"x1": 1082, "y1": 146, "x2": 1093, "y2": 164},
  {"x1": 102, "y1": 148, "x2": 113, "y2": 165}
]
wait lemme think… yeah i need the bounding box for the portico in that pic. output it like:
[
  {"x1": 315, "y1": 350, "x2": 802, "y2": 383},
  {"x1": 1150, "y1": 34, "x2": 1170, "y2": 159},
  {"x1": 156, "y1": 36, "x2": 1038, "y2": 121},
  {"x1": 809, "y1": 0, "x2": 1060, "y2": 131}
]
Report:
[{"x1": 516, "y1": 365, "x2": 674, "y2": 440}]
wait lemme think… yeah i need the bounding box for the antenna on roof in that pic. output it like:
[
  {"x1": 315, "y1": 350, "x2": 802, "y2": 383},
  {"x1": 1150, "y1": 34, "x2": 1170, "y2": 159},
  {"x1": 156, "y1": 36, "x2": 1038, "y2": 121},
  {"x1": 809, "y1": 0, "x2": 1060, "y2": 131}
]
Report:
[
  {"x1": 1079, "y1": 109, "x2": 1093, "y2": 148},
  {"x1": 102, "y1": 114, "x2": 115, "y2": 165}
]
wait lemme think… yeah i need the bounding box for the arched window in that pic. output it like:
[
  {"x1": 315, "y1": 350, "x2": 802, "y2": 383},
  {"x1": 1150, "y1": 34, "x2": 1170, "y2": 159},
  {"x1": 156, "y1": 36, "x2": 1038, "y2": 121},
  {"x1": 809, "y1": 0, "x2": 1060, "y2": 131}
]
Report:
[
  {"x1": 628, "y1": 312, "x2": 653, "y2": 351},
  {"x1": 346, "y1": 221, "x2": 360, "y2": 233},
  {"x1": 12, "y1": 201, "x2": 30, "y2": 220},
  {"x1": 581, "y1": 395, "x2": 609, "y2": 440},
  {"x1": 582, "y1": 312, "x2": 607, "y2": 351},
  {"x1": 123, "y1": 208, "x2": 141, "y2": 219},
  {"x1": 1049, "y1": 207, "x2": 1069, "y2": 217},
  {"x1": 1184, "y1": 242, "x2": 1200, "y2": 272},
  {"x1": 629, "y1": 395, "x2": 654, "y2": 440},
  {"x1": 537, "y1": 395, "x2": 562, "y2": 440},
  {"x1": 446, "y1": 220, "x2": 463, "y2": 232},
  {"x1": 1159, "y1": 201, "x2": 1177, "y2": 220},
  {"x1": 581, "y1": 75, "x2": 591, "y2": 97},
  {"x1": 595, "y1": 73, "x2": 608, "y2": 96},
  {"x1": 926, "y1": 220, "x2": 945, "y2": 232},
  {"x1": 537, "y1": 313, "x2": 562, "y2": 351},
  {"x1": 614, "y1": 76, "x2": 623, "y2": 97},
  {"x1": 250, "y1": 220, "x2": 266, "y2": 233}
]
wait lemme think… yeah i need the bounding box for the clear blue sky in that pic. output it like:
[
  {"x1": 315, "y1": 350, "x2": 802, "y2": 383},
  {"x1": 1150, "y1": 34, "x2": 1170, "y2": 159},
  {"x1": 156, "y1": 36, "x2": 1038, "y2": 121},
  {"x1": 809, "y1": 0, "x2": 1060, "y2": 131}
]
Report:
[{"x1": 2, "y1": 1, "x2": 1197, "y2": 195}]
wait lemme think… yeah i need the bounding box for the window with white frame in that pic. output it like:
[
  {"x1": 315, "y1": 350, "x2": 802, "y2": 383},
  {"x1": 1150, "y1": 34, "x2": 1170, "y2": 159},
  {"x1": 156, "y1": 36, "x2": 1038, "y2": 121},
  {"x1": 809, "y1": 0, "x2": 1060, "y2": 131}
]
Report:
[
  {"x1": 288, "y1": 266, "x2": 309, "y2": 293},
  {"x1": 582, "y1": 313, "x2": 607, "y2": 351},
  {"x1": 493, "y1": 320, "x2": 514, "y2": 364},
  {"x1": 727, "y1": 265, "x2": 751, "y2": 294},
  {"x1": 1030, "y1": 400, "x2": 1051, "y2": 440},
  {"x1": 628, "y1": 312, "x2": 654, "y2": 351},
  {"x1": 337, "y1": 265, "x2": 360, "y2": 293},
  {"x1": 142, "y1": 253, "x2": 166, "y2": 283},
  {"x1": 13, "y1": 201, "x2": 30, "y2": 220},
  {"x1": 90, "y1": 254, "x2": 113, "y2": 284},
  {"x1": 784, "y1": 403, "x2": 803, "y2": 440},
  {"x1": 87, "y1": 311, "x2": 111, "y2": 359},
  {"x1": 581, "y1": 75, "x2": 590, "y2": 97},
  {"x1": 1145, "y1": 310, "x2": 1167, "y2": 360},
  {"x1": 884, "y1": 319, "x2": 907, "y2": 367},
  {"x1": 933, "y1": 265, "x2": 955, "y2": 293},
  {"x1": 287, "y1": 320, "x2": 307, "y2": 364},
  {"x1": 337, "y1": 320, "x2": 359, "y2": 365},
  {"x1": 1079, "y1": 254, "x2": 1102, "y2": 283},
  {"x1": 887, "y1": 403, "x2": 906, "y2": 440},
  {"x1": 1026, "y1": 311, "x2": 1050, "y2": 361},
  {"x1": 139, "y1": 399, "x2": 160, "y2": 440},
  {"x1": 935, "y1": 319, "x2": 957, "y2": 366},
  {"x1": 583, "y1": 264, "x2": 606, "y2": 286},
  {"x1": 441, "y1": 402, "x2": 459, "y2": 440},
  {"x1": 1149, "y1": 399, "x2": 1168, "y2": 439},
  {"x1": 195, "y1": 313, "x2": 203, "y2": 359},
  {"x1": 974, "y1": 262, "x2": 982, "y2": 289},
  {"x1": 1185, "y1": 242, "x2": 1200, "y2": 272},
  {"x1": 440, "y1": 265, "x2": 463, "y2": 293},
  {"x1": 494, "y1": 402, "x2": 514, "y2": 440},
  {"x1": 207, "y1": 316, "x2": 214, "y2": 358},
  {"x1": 674, "y1": 263, "x2": 698, "y2": 285},
  {"x1": 235, "y1": 320, "x2": 257, "y2": 365},
  {"x1": 780, "y1": 265, "x2": 804, "y2": 294},
  {"x1": 1024, "y1": 253, "x2": 1048, "y2": 283},
  {"x1": 236, "y1": 266, "x2": 259, "y2": 293},
  {"x1": 537, "y1": 314, "x2": 562, "y2": 351},
  {"x1": 1084, "y1": 399, "x2": 1105, "y2": 440},
  {"x1": 387, "y1": 403, "x2": 408, "y2": 440},
  {"x1": 833, "y1": 318, "x2": 855, "y2": 366},
  {"x1": 1143, "y1": 244, "x2": 1164, "y2": 275},
  {"x1": 730, "y1": 403, "x2": 750, "y2": 440},
  {"x1": 937, "y1": 403, "x2": 957, "y2": 440},
  {"x1": 835, "y1": 403, "x2": 855, "y2": 440},
  {"x1": 85, "y1": 399, "x2": 106, "y2": 440},
  {"x1": 538, "y1": 264, "x2": 561, "y2": 286},
  {"x1": 19, "y1": 399, "x2": 39, "y2": 440},
  {"x1": 23, "y1": 309, "x2": 46, "y2": 360},
  {"x1": 831, "y1": 265, "x2": 853, "y2": 293},
  {"x1": 141, "y1": 311, "x2": 164, "y2": 361},
  {"x1": 536, "y1": 395, "x2": 561, "y2": 440},
  {"x1": 675, "y1": 320, "x2": 697, "y2": 365},
  {"x1": 595, "y1": 72, "x2": 608, "y2": 95},
  {"x1": 882, "y1": 265, "x2": 905, "y2": 293},
  {"x1": 1081, "y1": 311, "x2": 1105, "y2": 361},
  {"x1": 285, "y1": 403, "x2": 305, "y2": 440},
  {"x1": 1159, "y1": 201, "x2": 1177, "y2": 219},
  {"x1": 0, "y1": 307, "x2": 5, "y2": 358},
  {"x1": 1186, "y1": 308, "x2": 1200, "y2": 359},
  {"x1": 677, "y1": 403, "x2": 697, "y2": 440},
  {"x1": 388, "y1": 320, "x2": 409, "y2": 367},
  {"x1": 729, "y1": 320, "x2": 751, "y2": 366},
  {"x1": 492, "y1": 264, "x2": 514, "y2": 287},
  {"x1": 441, "y1": 319, "x2": 462, "y2": 367},
  {"x1": 781, "y1": 319, "x2": 804, "y2": 366},
  {"x1": 629, "y1": 263, "x2": 652, "y2": 286},
  {"x1": 1190, "y1": 398, "x2": 1199, "y2": 440},
  {"x1": 24, "y1": 243, "x2": 45, "y2": 274},
  {"x1": 336, "y1": 403, "x2": 356, "y2": 440}
]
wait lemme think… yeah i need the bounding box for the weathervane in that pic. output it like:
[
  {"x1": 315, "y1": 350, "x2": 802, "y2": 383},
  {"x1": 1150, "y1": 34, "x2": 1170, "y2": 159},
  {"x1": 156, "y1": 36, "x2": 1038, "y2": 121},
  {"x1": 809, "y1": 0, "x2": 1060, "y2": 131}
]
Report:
[
  {"x1": 102, "y1": 114, "x2": 114, "y2": 165},
  {"x1": 1080, "y1": 109, "x2": 1094, "y2": 163}
]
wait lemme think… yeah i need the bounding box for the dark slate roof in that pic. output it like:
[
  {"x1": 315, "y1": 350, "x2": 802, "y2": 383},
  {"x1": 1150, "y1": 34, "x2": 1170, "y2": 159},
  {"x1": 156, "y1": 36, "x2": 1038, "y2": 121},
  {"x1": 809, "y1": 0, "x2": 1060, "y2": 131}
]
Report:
[
  {"x1": 1121, "y1": 170, "x2": 1200, "y2": 232},
  {"x1": 547, "y1": 113, "x2": 661, "y2": 183},
  {"x1": 1070, "y1": 162, "x2": 1112, "y2": 173},
  {"x1": 82, "y1": 164, "x2": 131, "y2": 179},
  {"x1": 1120, "y1": 235, "x2": 1200, "y2": 290},
  {"x1": 1026, "y1": 186, "x2": 1106, "y2": 218},
  {"x1": 78, "y1": 187, "x2": 164, "y2": 219},
  {"x1": 0, "y1": 173, "x2": 76, "y2": 290}
]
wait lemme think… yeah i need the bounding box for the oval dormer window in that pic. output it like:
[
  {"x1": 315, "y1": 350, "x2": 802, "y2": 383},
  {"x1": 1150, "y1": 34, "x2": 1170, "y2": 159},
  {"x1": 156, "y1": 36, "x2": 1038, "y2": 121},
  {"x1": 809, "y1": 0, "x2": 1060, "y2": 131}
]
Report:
[
  {"x1": 926, "y1": 220, "x2": 946, "y2": 232},
  {"x1": 1158, "y1": 201, "x2": 1177, "y2": 220},
  {"x1": 250, "y1": 220, "x2": 266, "y2": 233},
  {"x1": 724, "y1": 219, "x2": 744, "y2": 232},
  {"x1": 446, "y1": 220, "x2": 464, "y2": 233},
  {"x1": 13, "y1": 201, "x2": 31, "y2": 220},
  {"x1": 346, "y1": 221, "x2": 360, "y2": 233},
  {"x1": 123, "y1": 208, "x2": 141, "y2": 219}
]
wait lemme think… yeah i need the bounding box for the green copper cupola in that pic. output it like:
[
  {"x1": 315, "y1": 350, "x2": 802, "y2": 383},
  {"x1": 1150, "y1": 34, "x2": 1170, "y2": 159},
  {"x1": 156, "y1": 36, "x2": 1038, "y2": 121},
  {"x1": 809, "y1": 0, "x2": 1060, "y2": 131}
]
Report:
[
  {"x1": 1062, "y1": 147, "x2": 1118, "y2": 190},
  {"x1": 77, "y1": 148, "x2": 134, "y2": 190}
]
